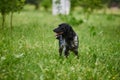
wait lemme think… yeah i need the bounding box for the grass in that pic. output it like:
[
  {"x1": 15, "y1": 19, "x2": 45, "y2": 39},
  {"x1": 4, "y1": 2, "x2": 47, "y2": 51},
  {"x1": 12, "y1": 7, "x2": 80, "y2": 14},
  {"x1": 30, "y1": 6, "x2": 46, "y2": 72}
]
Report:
[{"x1": 0, "y1": 7, "x2": 120, "y2": 80}]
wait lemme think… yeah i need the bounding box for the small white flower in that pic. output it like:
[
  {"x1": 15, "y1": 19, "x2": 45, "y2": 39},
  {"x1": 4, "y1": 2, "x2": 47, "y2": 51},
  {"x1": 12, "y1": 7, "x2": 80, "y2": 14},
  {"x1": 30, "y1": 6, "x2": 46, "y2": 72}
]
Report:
[
  {"x1": 1, "y1": 56, "x2": 6, "y2": 61},
  {"x1": 14, "y1": 53, "x2": 24, "y2": 58},
  {"x1": 71, "y1": 66, "x2": 75, "y2": 71}
]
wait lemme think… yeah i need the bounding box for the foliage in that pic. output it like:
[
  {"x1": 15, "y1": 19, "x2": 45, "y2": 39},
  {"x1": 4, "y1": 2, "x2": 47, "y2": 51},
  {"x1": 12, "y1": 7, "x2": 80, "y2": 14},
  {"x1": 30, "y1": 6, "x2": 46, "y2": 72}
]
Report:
[
  {"x1": 25, "y1": 0, "x2": 41, "y2": 9},
  {"x1": 70, "y1": 0, "x2": 80, "y2": 10},
  {"x1": 0, "y1": 0, "x2": 25, "y2": 28},
  {"x1": 70, "y1": 0, "x2": 120, "y2": 11},
  {"x1": 59, "y1": 14, "x2": 84, "y2": 26},
  {"x1": 80, "y1": 0, "x2": 103, "y2": 12},
  {"x1": 41, "y1": 0, "x2": 52, "y2": 11},
  {"x1": 70, "y1": 0, "x2": 104, "y2": 11},
  {"x1": 108, "y1": 0, "x2": 120, "y2": 8}
]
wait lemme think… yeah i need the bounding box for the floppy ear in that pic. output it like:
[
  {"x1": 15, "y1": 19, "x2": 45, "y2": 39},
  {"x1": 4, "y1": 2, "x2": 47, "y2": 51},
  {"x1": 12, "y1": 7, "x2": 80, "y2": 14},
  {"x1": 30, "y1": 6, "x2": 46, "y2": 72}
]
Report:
[
  {"x1": 66, "y1": 25, "x2": 76, "y2": 39},
  {"x1": 59, "y1": 23, "x2": 67, "y2": 32}
]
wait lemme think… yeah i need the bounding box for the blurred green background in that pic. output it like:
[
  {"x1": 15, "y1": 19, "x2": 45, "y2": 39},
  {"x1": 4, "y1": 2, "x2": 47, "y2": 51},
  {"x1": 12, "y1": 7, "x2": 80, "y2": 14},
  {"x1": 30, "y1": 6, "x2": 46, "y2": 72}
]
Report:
[{"x1": 0, "y1": 0, "x2": 120, "y2": 80}]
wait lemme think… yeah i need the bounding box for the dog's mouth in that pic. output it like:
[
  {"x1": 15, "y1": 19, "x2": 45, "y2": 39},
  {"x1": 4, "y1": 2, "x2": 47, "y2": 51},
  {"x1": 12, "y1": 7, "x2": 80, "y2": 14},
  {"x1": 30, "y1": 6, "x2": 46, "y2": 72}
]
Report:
[{"x1": 55, "y1": 32, "x2": 63, "y2": 38}]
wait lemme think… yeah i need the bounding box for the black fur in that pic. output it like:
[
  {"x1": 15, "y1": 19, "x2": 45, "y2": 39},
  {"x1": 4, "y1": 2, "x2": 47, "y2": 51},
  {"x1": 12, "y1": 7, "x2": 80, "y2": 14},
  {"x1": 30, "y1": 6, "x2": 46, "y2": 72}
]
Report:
[{"x1": 53, "y1": 23, "x2": 79, "y2": 58}]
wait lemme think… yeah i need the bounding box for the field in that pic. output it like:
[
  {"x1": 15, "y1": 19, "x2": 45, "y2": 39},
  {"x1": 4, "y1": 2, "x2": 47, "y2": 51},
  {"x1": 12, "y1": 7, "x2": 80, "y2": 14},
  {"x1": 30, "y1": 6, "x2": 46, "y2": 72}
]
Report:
[{"x1": 0, "y1": 7, "x2": 120, "y2": 80}]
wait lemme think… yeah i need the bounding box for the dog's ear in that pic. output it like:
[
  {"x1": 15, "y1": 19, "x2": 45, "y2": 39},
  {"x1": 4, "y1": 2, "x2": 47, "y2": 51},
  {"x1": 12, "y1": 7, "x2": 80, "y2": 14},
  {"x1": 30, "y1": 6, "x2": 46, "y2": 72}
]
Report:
[
  {"x1": 59, "y1": 23, "x2": 75, "y2": 39},
  {"x1": 59, "y1": 23, "x2": 67, "y2": 32},
  {"x1": 66, "y1": 25, "x2": 76, "y2": 39}
]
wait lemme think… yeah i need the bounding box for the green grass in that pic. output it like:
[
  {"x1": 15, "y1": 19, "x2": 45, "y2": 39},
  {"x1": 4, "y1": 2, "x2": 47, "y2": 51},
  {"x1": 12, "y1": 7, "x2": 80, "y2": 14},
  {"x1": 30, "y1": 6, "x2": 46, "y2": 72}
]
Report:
[{"x1": 0, "y1": 8, "x2": 120, "y2": 80}]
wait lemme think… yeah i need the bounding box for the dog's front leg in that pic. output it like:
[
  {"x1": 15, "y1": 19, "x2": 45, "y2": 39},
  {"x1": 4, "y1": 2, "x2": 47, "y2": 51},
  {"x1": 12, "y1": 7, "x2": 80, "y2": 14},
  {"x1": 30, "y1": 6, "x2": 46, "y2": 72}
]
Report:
[{"x1": 64, "y1": 47, "x2": 69, "y2": 58}]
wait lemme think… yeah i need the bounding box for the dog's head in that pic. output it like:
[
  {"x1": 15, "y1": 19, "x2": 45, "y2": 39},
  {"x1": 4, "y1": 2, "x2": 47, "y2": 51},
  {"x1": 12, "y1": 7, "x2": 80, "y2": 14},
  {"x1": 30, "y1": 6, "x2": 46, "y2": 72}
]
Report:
[{"x1": 53, "y1": 23, "x2": 75, "y2": 39}]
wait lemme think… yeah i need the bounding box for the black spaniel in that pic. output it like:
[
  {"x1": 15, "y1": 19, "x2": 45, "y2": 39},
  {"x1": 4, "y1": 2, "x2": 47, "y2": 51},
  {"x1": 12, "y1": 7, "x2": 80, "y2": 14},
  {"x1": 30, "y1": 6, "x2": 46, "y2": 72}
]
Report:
[{"x1": 53, "y1": 23, "x2": 79, "y2": 58}]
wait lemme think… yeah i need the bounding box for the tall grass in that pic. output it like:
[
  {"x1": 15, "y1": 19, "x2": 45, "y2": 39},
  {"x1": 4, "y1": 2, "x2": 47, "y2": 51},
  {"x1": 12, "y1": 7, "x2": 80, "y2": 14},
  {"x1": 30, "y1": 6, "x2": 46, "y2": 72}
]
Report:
[{"x1": 0, "y1": 8, "x2": 120, "y2": 80}]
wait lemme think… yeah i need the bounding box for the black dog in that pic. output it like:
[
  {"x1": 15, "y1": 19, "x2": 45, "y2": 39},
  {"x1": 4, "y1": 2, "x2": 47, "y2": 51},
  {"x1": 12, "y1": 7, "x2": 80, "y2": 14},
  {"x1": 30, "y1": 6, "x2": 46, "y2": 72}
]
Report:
[{"x1": 53, "y1": 23, "x2": 79, "y2": 58}]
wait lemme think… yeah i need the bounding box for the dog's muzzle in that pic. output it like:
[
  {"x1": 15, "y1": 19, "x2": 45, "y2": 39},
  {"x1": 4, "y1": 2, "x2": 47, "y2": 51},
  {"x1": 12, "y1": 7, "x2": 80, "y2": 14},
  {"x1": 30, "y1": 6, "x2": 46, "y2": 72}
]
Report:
[{"x1": 53, "y1": 29, "x2": 63, "y2": 39}]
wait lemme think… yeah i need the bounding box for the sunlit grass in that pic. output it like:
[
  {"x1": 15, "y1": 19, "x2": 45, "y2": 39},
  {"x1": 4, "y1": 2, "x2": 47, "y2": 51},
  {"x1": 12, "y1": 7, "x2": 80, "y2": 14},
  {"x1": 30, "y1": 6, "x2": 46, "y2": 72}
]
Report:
[{"x1": 0, "y1": 7, "x2": 120, "y2": 80}]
